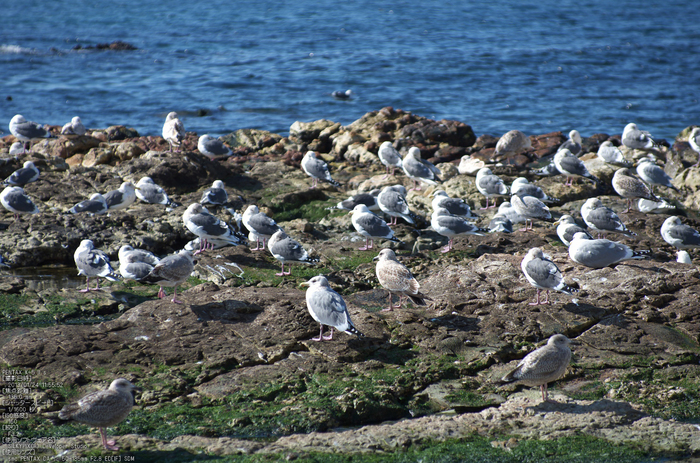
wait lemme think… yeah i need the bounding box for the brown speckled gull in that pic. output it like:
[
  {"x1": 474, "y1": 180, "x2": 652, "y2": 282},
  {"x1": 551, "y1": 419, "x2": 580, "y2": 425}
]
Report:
[
  {"x1": 611, "y1": 167, "x2": 659, "y2": 213},
  {"x1": 373, "y1": 249, "x2": 429, "y2": 311}
]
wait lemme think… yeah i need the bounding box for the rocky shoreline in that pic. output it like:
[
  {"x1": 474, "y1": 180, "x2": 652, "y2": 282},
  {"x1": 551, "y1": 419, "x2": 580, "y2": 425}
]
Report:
[{"x1": 1, "y1": 108, "x2": 700, "y2": 461}]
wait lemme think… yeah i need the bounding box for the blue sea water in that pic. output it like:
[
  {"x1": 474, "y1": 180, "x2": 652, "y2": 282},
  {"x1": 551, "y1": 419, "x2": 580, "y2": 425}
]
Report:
[{"x1": 2, "y1": 0, "x2": 699, "y2": 142}]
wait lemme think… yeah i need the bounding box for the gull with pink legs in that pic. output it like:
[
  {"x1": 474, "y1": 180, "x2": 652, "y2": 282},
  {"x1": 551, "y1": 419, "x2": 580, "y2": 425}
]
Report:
[
  {"x1": 374, "y1": 249, "x2": 430, "y2": 311},
  {"x1": 430, "y1": 207, "x2": 486, "y2": 253},
  {"x1": 74, "y1": 239, "x2": 121, "y2": 292},
  {"x1": 242, "y1": 205, "x2": 281, "y2": 251},
  {"x1": 301, "y1": 275, "x2": 363, "y2": 341},
  {"x1": 267, "y1": 229, "x2": 318, "y2": 276},
  {"x1": 350, "y1": 204, "x2": 400, "y2": 251},
  {"x1": 520, "y1": 247, "x2": 577, "y2": 306}
]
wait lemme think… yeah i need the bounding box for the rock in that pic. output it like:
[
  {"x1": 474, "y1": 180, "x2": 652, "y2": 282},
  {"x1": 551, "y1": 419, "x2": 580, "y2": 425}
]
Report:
[
  {"x1": 289, "y1": 120, "x2": 339, "y2": 143},
  {"x1": 399, "y1": 119, "x2": 476, "y2": 147},
  {"x1": 82, "y1": 146, "x2": 112, "y2": 167}
]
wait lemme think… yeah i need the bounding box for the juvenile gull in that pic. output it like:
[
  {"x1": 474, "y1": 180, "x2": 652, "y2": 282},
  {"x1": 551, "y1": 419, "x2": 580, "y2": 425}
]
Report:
[
  {"x1": 554, "y1": 148, "x2": 600, "y2": 186},
  {"x1": 402, "y1": 147, "x2": 441, "y2": 191},
  {"x1": 557, "y1": 129, "x2": 583, "y2": 156},
  {"x1": 495, "y1": 201, "x2": 526, "y2": 224},
  {"x1": 198, "y1": 134, "x2": 232, "y2": 159},
  {"x1": 69, "y1": 193, "x2": 108, "y2": 215},
  {"x1": 377, "y1": 141, "x2": 402, "y2": 178},
  {"x1": 119, "y1": 253, "x2": 155, "y2": 281},
  {"x1": 141, "y1": 249, "x2": 198, "y2": 303},
  {"x1": 61, "y1": 116, "x2": 86, "y2": 136},
  {"x1": 200, "y1": 180, "x2": 228, "y2": 206},
  {"x1": 475, "y1": 167, "x2": 509, "y2": 209},
  {"x1": 350, "y1": 204, "x2": 399, "y2": 251},
  {"x1": 3, "y1": 161, "x2": 40, "y2": 186},
  {"x1": 301, "y1": 275, "x2": 363, "y2": 341},
  {"x1": 9, "y1": 114, "x2": 50, "y2": 145},
  {"x1": 581, "y1": 198, "x2": 636, "y2": 238},
  {"x1": 74, "y1": 239, "x2": 120, "y2": 292},
  {"x1": 636, "y1": 157, "x2": 679, "y2": 193},
  {"x1": 555, "y1": 214, "x2": 592, "y2": 246},
  {"x1": 135, "y1": 177, "x2": 177, "y2": 207},
  {"x1": 660, "y1": 216, "x2": 700, "y2": 250},
  {"x1": 373, "y1": 249, "x2": 429, "y2": 311},
  {"x1": 301, "y1": 151, "x2": 341, "y2": 188},
  {"x1": 431, "y1": 190, "x2": 479, "y2": 218},
  {"x1": 501, "y1": 334, "x2": 572, "y2": 402},
  {"x1": 335, "y1": 189, "x2": 381, "y2": 211},
  {"x1": 495, "y1": 130, "x2": 531, "y2": 156},
  {"x1": 689, "y1": 127, "x2": 700, "y2": 167},
  {"x1": 242, "y1": 205, "x2": 281, "y2": 250},
  {"x1": 431, "y1": 207, "x2": 487, "y2": 253},
  {"x1": 267, "y1": 229, "x2": 318, "y2": 276},
  {"x1": 59, "y1": 378, "x2": 140, "y2": 451},
  {"x1": 162, "y1": 112, "x2": 185, "y2": 152},
  {"x1": 511, "y1": 177, "x2": 559, "y2": 204},
  {"x1": 612, "y1": 167, "x2": 660, "y2": 213},
  {"x1": 378, "y1": 185, "x2": 419, "y2": 225},
  {"x1": 520, "y1": 248, "x2": 577, "y2": 305},
  {"x1": 597, "y1": 141, "x2": 629, "y2": 166},
  {"x1": 568, "y1": 232, "x2": 649, "y2": 268},
  {"x1": 488, "y1": 214, "x2": 513, "y2": 233},
  {"x1": 0, "y1": 186, "x2": 39, "y2": 217},
  {"x1": 183, "y1": 203, "x2": 245, "y2": 249},
  {"x1": 622, "y1": 122, "x2": 658, "y2": 150},
  {"x1": 510, "y1": 194, "x2": 551, "y2": 231},
  {"x1": 104, "y1": 181, "x2": 137, "y2": 211},
  {"x1": 9, "y1": 142, "x2": 26, "y2": 157}
]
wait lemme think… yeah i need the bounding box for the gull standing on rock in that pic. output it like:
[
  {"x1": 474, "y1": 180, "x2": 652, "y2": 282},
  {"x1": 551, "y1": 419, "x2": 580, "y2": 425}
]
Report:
[
  {"x1": 636, "y1": 157, "x2": 679, "y2": 194},
  {"x1": 612, "y1": 167, "x2": 660, "y2": 213},
  {"x1": 267, "y1": 229, "x2": 318, "y2": 276},
  {"x1": 59, "y1": 378, "x2": 140, "y2": 451},
  {"x1": 198, "y1": 134, "x2": 232, "y2": 159},
  {"x1": 597, "y1": 141, "x2": 629, "y2": 166},
  {"x1": 660, "y1": 216, "x2": 700, "y2": 251},
  {"x1": 350, "y1": 204, "x2": 399, "y2": 251},
  {"x1": 557, "y1": 130, "x2": 583, "y2": 156},
  {"x1": 431, "y1": 207, "x2": 487, "y2": 253},
  {"x1": 374, "y1": 249, "x2": 429, "y2": 311},
  {"x1": 377, "y1": 141, "x2": 403, "y2": 178},
  {"x1": 554, "y1": 148, "x2": 600, "y2": 186},
  {"x1": 622, "y1": 122, "x2": 658, "y2": 150},
  {"x1": 475, "y1": 167, "x2": 509, "y2": 209},
  {"x1": 301, "y1": 275, "x2": 363, "y2": 341},
  {"x1": 402, "y1": 147, "x2": 441, "y2": 191},
  {"x1": 689, "y1": 127, "x2": 700, "y2": 167},
  {"x1": 378, "y1": 185, "x2": 419, "y2": 225},
  {"x1": 9, "y1": 114, "x2": 50, "y2": 147},
  {"x1": 510, "y1": 195, "x2": 551, "y2": 231},
  {"x1": 520, "y1": 248, "x2": 578, "y2": 305},
  {"x1": 3, "y1": 161, "x2": 40, "y2": 186},
  {"x1": 568, "y1": 232, "x2": 649, "y2": 268},
  {"x1": 162, "y1": 112, "x2": 185, "y2": 152},
  {"x1": 140, "y1": 249, "x2": 199, "y2": 303},
  {"x1": 511, "y1": 177, "x2": 559, "y2": 204},
  {"x1": 0, "y1": 186, "x2": 39, "y2": 218},
  {"x1": 581, "y1": 198, "x2": 636, "y2": 238},
  {"x1": 61, "y1": 116, "x2": 87, "y2": 136},
  {"x1": 183, "y1": 203, "x2": 245, "y2": 250},
  {"x1": 200, "y1": 180, "x2": 229, "y2": 206},
  {"x1": 68, "y1": 193, "x2": 108, "y2": 215},
  {"x1": 555, "y1": 214, "x2": 592, "y2": 246},
  {"x1": 135, "y1": 177, "x2": 178, "y2": 207},
  {"x1": 334, "y1": 189, "x2": 381, "y2": 212},
  {"x1": 501, "y1": 334, "x2": 572, "y2": 402},
  {"x1": 431, "y1": 190, "x2": 479, "y2": 218},
  {"x1": 495, "y1": 130, "x2": 531, "y2": 156},
  {"x1": 301, "y1": 151, "x2": 341, "y2": 188},
  {"x1": 104, "y1": 181, "x2": 137, "y2": 211},
  {"x1": 242, "y1": 205, "x2": 281, "y2": 251},
  {"x1": 74, "y1": 239, "x2": 120, "y2": 292}
]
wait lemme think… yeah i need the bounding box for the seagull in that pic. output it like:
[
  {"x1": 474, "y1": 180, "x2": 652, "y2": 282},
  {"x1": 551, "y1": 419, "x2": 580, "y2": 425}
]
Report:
[
  {"x1": 242, "y1": 205, "x2": 281, "y2": 251},
  {"x1": 183, "y1": 203, "x2": 246, "y2": 249},
  {"x1": 162, "y1": 112, "x2": 185, "y2": 152},
  {"x1": 553, "y1": 148, "x2": 600, "y2": 186},
  {"x1": 0, "y1": 186, "x2": 39, "y2": 218},
  {"x1": 689, "y1": 127, "x2": 700, "y2": 167},
  {"x1": 532, "y1": 161, "x2": 559, "y2": 177},
  {"x1": 135, "y1": 177, "x2": 178, "y2": 207},
  {"x1": 430, "y1": 207, "x2": 487, "y2": 253},
  {"x1": 500, "y1": 334, "x2": 572, "y2": 402},
  {"x1": 510, "y1": 195, "x2": 551, "y2": 231},
  {"x1": 74, "y1": 239, "x2": 120, "y2": 292},
  {"x1": 267, "y1": 229, "x2": 318, "y2": 276},
  {"x1": 9, "y1": 114, "x2": 50, "y2": 147},
  {"x1": 495, "y1": 130, "x2": 531, "y2": 156},
  {"x1": 580, "y1": 198, "x2": 636, "y2": 238},
  {"x1": 119, "y1": 253, "x2": 156, "y2": 281},
  {"x1": 596, "y1": 141, "x2": 629, "y2": 166},
  {"x1": 510, "y1": 178, "x2": 559, "y2": 204},
  {"x1": 9, "y1": 142, "x2": 26, "y2": 157},
  {"x1": 373, "y1": 249, "x2": 429, "y2": 311},
  {"x1": 402, "y1": 147, "x2": 441, "y2": 191},
  {"x1": 331, "y1": 89, "x2": 353, "y2": 100},
  {"x1": 622, "y1": 122, "x2": 658, "y2": 150},
  {"x1": 431, "y1": 190, "x2": 479, "y2": 218},
  {"x1": 488, "y1": 215, "x2": 513, "y2": 233},
  {"x1": 660, "y1": 216, "x2": 700, "y2": 251},
  {"x1": 140, "y1": 249, "x2": 199, "y2": 304},
  {"x1": 200, "y1": 180, "x2": 228, "y2": 206},
  {"x1": 197, "y1": 134, "x2": 232, "y2": 159},
  {"x1": 677, "y1": 250, "x2": 692, "y2": 264},
  {"x1": 494, "y1": 201, "x2": 526, "y2": 224},
  {"x1": 301, "y1": 151, "x2": 341, "y2": 188},
  {"x1": 611, "y1": 167, "x2": 660, "y2": 213},
  {"x1": 557, "y1": 129, "x2": 583, "y2": 156},
  {"x1": 636, "y1": 157, "x2": 679, "y2": 194},
  {"x1": 568, "y1": 232, "x2": 649, "y2": 268},
  {"x1": 118, "y1": 245, "x2": 160, "y2": 267},
  {"x1": 3, "y1": 161, "x2": 40, "y2": 186},
  {"x1": 301, "y1": 275, "x2": 363, "y2": 341},
  {"x1": 61, "y1": 116, "x2": 87, "y2": 136},
  {"x1": 377, "y1": 141, "x2": 403, "y2": 178},
  {"x1": 475, "y1": 167, "x2": 509, "y2": 209},
  {"x1": 637, "y1": 197, "x2": 676, "y2": 214},
  {"x1": 104, "y1": 182, "x2": 138, "y2": 211},
  {"x1": 334, "y1": 189, "x2": 381, "y2": 212},
  {"x1": 350, "y1": 204, "x2": 399, "y2": 251},
  {"x1": 554, "y1": 214, "x2": 592, "y2": 246},
  {"x1": 68, "y1": 193, "x2": 108, "y2": 215},
  {"x1": 377, "y1": 185, "x2": 420, "y2": 225},
  {"x1": 59, "y1": 378, "x2": 140, "y2": 451},
  {"x1": 520, "y1": 248, "x2": 578, "y2": 305}
]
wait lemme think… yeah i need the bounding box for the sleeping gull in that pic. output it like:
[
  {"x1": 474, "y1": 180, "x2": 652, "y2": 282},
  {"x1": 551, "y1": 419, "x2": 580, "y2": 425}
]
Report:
[
  {"x1": 350, "y1": 204, "x2": 399, "y2": 251},
  {"x1": 69, "y1": 193, "x2": 108, "y2": 215},
  {"x1": 660, "y1": 216, "x2": 700, "y2": 251},
  {"x1": 267, "y1": 229, "x2": 318, "y2": 276},
  {"x1": 242, "y1": 205, "x2": 281, "y2": 251},
  {"x1": 510, "y1": 194, "x2": 551, "y2": 231},
  {"x1": 104, "y1": 182, "x2": 137, "y2": 211},
  {"x1": 636, "y1": 157, "x2": 679, "y2": 194},
  {"x1": 301, "y1": 151, "x2": 341, "y2": 188},
  {"x1": 532, "y1": 160, "x2": 559, "y2": 177},
  {"x1": 334, "y1": 189, "x2": 381, "y2": 211},
  {"x1": 183, "y1": 203, "x2": 246, "y2": 249},
  {"x1": 511, "y1": 177, "x2": 559, "y2": 204},
  {"x1": 378, "y1": 185, "x2": 419, "y2": 225},
  {"x1": 378, "y1": 141, "x2": 403, "y2": 178},
  {"x1": 622, "y1": 122, "x2": 658, "y2": 150},
  {"x1": 200, "y1": 180, "x2": 228, "y2": 206},
  {"x1": 677, "y1": 250, "x2": 692, "y2": 264},
  {"x1": 141, "y1": 249, "x2": 199, "y2": 303},
  {"x1": 402, "y1": 147, "x2": 441, "y2": 191},
  {"x1": 521, "y1": 248, "x2": 577, "y2": 305},
  {"x1": 301, "y1": 275, "x2": 363, "y2": 341},
  {"x1": 431, "y1": 207, "x2": 487, "y2": 253},
  {"x1": 568, "y1": 232, "x2": 649, "y2": 268},
  {"x1": 557, "y1": 130, "x2": 582, "y2": 156},
  {"x1": 59, "y1": 378, "x2": 140, "y2": 451},
  {"x1": 488, "y1": 214, "x2": 513, "y2": 233},
  {"x1": 689, "y1": 127, "x2": 700, "y2": 167},
  {"x1": 3, "y1": 161, "x2": 40, "y2": 186},
  {"x1": 476, "y1": 167, "x2": 509, "y2": 209},
  {"x1": 198, "y1": 134, "x2": 232, "y2": 159},
  {"x1": 554, "y1": 214, "x2": 592, "y2": 246},
  {"x1": 612, "y1": 167, "x2": 660, "y2": 213},
  {"x1": 501, "y1": 334, "x2": 572, "y2": 402},
  {"x1": 162, "y1": 112, "x2": 185, "y2": 152},
  {"x1": 9, "y1": 114, "x2": 50, "y2": 146},
  {"x1": 61, "y1": 116, "x2": 87, "y2": 136},
  {"x1": 0, "y1": 186, "x2": 39, "y2": 218},
  {"x1": 119, "y1": 253, "x2": 156, "y2": 281},
  {"x1": 74, "y1": 239, "x2": 120, "y2": 292},
  {"x1": 597, "y1": 141, "x2": 629, "y2": 166},
  {"x1": 581, "y1": 198, "x2": 636, "y2": 238},
  {"x1": 9, "y1": 142, "x2": 26, "y2": 157},
  {"x1": 637, "y1": 198, "x2": 675, "y2": 214},
  {"x1": 495, "y1": 130, "x2": 531, "y2": 156},
  {"x1": 118, "y1": 245, "x2": 160, "y2": 267},
  {"x1": 373, "y1": 248, "x2": 429, "y2": 311},
  {"x1": 135, "y1": 177, "x2": 178, "y2": 207},
  {"x1": 554, "y1": 148, "x2": 600, "y2": 186},
  {"x1": 431, "y1": 190, "x2": 479, "y2": 218},
  {"x1": 495, "y1": 201, "x2": 526, "y2": 224}
]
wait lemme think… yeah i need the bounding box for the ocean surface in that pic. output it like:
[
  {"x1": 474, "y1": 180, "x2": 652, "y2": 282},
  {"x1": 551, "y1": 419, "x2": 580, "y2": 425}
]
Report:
[{"x1": 2, "y1": 0, "x2": 699, "y2": 143}]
